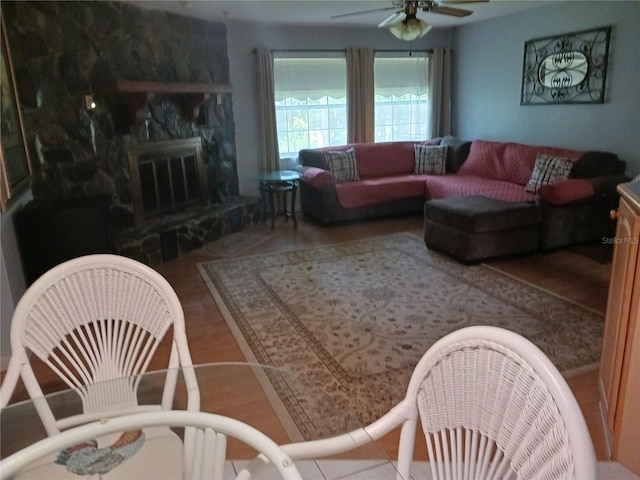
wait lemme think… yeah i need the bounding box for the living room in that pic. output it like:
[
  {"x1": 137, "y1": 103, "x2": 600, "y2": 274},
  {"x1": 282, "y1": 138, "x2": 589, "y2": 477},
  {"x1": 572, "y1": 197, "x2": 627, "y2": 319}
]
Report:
[
  {"x1": 1, "y1": 1, "x2": 639, "y2": 302},
  {"x1": 0, "y1": 0, "x2": 639, "y2": 475}
]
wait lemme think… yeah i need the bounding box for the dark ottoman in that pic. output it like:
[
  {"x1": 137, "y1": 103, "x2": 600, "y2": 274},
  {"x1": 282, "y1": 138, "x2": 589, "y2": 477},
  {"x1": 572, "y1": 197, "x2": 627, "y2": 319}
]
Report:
[{"x1": 423, "y1": 195, "x2": 541, "y2": 263}]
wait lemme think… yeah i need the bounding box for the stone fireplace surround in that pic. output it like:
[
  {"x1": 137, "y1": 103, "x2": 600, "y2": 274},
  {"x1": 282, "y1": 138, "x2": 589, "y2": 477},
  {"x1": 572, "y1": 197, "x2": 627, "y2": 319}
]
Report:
[
  {"x1": 24, "y1": 88, "x2": 263, "y2": 267},
  {"x1": 4, "y1": 1, "x2": 263, "y2": 268},
  {"x1": 27, "y1": 87, "x2": 263, "y2": 266}
]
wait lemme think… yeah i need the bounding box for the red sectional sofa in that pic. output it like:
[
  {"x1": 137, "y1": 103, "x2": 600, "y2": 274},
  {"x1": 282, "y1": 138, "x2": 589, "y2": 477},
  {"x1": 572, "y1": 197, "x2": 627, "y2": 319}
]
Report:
[{"x1": 298, "y1": 136, "x2": 628, "y2": 250}]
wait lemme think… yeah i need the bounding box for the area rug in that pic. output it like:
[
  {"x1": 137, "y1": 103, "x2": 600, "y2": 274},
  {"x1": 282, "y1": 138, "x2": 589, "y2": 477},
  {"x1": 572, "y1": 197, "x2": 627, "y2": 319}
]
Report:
[
  {"x1": 204, "y1": 230, "x2": 272, "y2": 258},
  {"x1": 197, "y1": 233, "x2": 604, "y2": 440}
]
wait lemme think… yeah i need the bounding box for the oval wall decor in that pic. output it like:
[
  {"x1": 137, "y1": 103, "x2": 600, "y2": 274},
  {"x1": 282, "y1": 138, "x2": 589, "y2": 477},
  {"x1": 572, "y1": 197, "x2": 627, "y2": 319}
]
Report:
[
  {"x1": 521, "y1": 26, "x2": 611, "y2": 105},
  {"x1": 538, "y1": 51, "x2": 588, "y2": 88}
]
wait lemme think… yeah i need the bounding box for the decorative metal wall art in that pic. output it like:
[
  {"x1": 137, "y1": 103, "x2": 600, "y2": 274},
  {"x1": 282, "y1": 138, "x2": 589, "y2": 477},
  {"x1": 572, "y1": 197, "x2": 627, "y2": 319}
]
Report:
[{"x1": 521, "y1": 26, "x2": 611, "y2": 105}]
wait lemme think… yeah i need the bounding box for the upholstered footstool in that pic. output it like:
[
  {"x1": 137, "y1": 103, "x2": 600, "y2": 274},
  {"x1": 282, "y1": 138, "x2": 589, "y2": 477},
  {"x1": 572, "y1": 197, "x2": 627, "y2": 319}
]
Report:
[{"x1": 423, "y1": 195, "x2": 541, "y2": 263}]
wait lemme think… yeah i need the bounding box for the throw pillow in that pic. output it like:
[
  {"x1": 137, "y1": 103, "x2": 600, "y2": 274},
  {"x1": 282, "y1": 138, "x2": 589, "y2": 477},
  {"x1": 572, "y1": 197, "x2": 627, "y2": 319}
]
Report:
[
  {"x1": 323, "y1": 148, "x2": 359, "y2": 183},
  {"x1": 525, "y1": 154, "x2": 575, "y2": 193},
  {"x1": 537, "y1": 178, "x2": 595, "y2": 204},
  {"x1": 414, "y1": 145, "x2": 448, "y2": 175}
]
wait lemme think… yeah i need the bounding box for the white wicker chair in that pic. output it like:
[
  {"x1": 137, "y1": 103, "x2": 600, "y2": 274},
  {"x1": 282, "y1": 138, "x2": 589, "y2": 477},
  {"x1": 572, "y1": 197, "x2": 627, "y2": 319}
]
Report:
[
  {"x1": 0, "y1": 410, "x2": 302, "y2": 480},
  {"x1": 281, "y1": 326, "x2": 597, "y2": 480},
  {"x1": 0, "y1": 254, "x2": 200, "y2": 478}
]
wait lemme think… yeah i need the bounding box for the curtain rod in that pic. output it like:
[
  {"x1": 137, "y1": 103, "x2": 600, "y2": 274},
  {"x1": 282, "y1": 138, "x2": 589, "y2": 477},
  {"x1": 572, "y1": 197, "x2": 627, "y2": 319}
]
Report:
[{"x1": 252, "y1": 48, "x2": 433, "y2": 54}]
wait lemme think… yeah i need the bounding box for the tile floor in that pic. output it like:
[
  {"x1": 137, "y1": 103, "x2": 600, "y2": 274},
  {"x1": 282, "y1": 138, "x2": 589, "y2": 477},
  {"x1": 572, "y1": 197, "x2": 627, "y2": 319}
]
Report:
[{"x1": 224, "y1": 459, "x2": 639, "y2": 479}]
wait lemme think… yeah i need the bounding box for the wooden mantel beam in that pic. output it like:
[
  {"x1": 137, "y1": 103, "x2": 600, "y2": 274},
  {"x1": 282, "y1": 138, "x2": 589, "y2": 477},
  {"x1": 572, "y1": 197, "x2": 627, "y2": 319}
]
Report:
[
  {"x1": 96, "y1": 80, "x2": 233, "y2": 95},
  {"x1": 94, "y1": 80, "x2": 232, "y2": 123}
]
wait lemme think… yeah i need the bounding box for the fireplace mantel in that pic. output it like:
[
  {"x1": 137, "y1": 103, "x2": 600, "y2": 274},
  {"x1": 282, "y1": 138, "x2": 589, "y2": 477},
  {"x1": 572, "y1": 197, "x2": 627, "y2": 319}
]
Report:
[{"x1": 95, "y1": 80, "x2": 233, "y2": 123}]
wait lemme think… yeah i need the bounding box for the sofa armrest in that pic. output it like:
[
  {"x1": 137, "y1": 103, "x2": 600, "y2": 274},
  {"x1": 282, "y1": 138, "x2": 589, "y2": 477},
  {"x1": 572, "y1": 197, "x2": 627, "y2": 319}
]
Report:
[
  {"x1": 536, "y1": 179, "x2": 596, "y2": 205},
  {"x1": 301, "y1": 166, "x2": 335, "y2": 188},
  {"x1": 589, "y1": 174, "x2": 631, "y2": 196},
  {"x1": 536, "y1": 174, "x2": 630, "y2": 206}
]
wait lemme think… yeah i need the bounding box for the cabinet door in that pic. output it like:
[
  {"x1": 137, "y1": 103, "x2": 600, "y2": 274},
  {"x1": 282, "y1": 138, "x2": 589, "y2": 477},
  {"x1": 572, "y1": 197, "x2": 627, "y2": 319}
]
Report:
[
  {"x1": 599, "y1": 197, "x2": 640, "y2": 432},
  {"x1": 614, "y1": 283, "x2": 640, "y2": 474}
]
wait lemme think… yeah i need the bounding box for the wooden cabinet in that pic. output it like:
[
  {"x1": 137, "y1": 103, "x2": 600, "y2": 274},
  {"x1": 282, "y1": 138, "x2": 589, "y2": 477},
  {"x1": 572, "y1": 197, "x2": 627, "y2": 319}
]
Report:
[{"x1": 599, "y1": 182, "x2": 640, "y2": 474}]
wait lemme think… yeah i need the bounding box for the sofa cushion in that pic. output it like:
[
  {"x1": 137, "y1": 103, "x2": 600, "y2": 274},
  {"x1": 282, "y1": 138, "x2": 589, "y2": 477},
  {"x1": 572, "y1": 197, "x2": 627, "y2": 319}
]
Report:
[
  {"x1": 458, "y1": 140, "x2": 583, "y2": 185},
  {"x1": 350, "y1": 142, "x2": 416, "y2": 178},
  {"x1": 298, "y1": 148, "x2": 326, "y2": 169},
  {"x1": 425, "y1": 174, "x2": 537, "y2": 203},
  {"x1": 335, "y1": 175, "x2": 427, "y2": 208},
  {"x1": 324, "y1": 148, "x2": 360, "y2": 183},
  {"x1": 569, "y1": 151, "x2": 620, "y2": 178},
  {"x1": 525, "y1": 154, "x2": 574, "y2": 193},
  {"x1": 537, "y1": 178, "x2": 596, "y2": 204},
  {"x1": 302, "y1": 167, "x2": 334, "y2": 188},
  {"x1": 440, "y1": 136, "x2": 472, "y2": 173},
  {"x1": 300, "y1": 140, "x2": 441, "y2": 178},
  {"x1": 414, "y1": 145, "x2": 447, "y2": 174}
]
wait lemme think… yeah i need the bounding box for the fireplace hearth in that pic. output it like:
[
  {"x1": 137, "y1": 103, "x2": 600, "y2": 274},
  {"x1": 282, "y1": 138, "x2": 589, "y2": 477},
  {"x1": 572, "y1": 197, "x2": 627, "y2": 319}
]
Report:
[{"x1": 116, "y1": 195, "x2": 263, "y2": 266}]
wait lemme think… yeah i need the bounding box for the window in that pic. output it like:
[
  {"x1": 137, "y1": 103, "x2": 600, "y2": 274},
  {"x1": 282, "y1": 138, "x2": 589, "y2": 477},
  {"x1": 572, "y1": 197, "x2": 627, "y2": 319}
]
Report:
[
  {"x1": 374, "y1": 54, "x2": 430, "y2": 142},
  {"x1": 274, "y1": 56, "x2": 347, "y2": 158}
]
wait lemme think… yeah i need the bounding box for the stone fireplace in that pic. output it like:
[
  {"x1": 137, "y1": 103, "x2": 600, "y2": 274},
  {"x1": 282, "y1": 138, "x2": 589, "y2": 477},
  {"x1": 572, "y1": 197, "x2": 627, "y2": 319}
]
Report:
[{"x1": 4, "y1": 1, "x2": 262, "y2": 269}]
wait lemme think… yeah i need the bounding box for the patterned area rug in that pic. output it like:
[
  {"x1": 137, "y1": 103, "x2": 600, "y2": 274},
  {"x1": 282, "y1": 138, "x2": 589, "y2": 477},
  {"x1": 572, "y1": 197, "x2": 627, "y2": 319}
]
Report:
[{"x1": 197, "y1": 233, "x2": 604, "y2": 440}]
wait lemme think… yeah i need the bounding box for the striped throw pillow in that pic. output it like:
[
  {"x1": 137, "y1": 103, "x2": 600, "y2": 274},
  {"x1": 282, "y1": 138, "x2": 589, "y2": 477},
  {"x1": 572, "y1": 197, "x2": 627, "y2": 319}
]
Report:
[
  {"x1": 525, "y1": 154, "x2": 575, "y2": 193},
  {"x1": 324, "y1": 148, "x2": 360, "y2": 183},
  {"x1": 414, "y1": 145, "x2": 448, "y2": 175}
]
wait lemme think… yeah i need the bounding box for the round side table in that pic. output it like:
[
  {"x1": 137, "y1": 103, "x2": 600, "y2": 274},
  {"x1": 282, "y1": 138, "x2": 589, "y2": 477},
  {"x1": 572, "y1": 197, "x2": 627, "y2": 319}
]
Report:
[{"x1": 258, "y1": 170, "x2": 302, "y2": 229}]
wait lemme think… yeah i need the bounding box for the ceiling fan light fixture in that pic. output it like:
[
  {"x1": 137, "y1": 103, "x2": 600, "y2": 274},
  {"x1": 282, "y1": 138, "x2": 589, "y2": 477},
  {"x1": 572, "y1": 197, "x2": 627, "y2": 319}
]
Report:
[{"x1": 389, "y1": 16, "x2": 432, "y2": 41}]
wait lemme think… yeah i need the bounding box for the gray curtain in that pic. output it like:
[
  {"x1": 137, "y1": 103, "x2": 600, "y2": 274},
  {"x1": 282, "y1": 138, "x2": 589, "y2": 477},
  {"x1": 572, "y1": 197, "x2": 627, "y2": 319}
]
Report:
[
  {"x1": 256, "y1": 48, "x2": 280, "y2": 173},
  {"x1": 346, "y1": 48, "x2": 375, "y2": 144},
  {"x1": 429, "y1": 49, "x2": 452, "y2": 138}
]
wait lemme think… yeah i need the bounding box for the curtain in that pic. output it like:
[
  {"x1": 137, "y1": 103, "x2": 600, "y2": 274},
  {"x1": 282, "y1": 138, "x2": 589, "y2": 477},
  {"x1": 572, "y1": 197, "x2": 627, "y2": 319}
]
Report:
[
  {"x1": 346, "y1": 48, "x2": 375, "y2": 144},
  {"x1": 256, "y1": 48, "x2": 280, "y2": 173},
  {"x1": 429, "y1": 48, "x2": 452, "y2": 138}
]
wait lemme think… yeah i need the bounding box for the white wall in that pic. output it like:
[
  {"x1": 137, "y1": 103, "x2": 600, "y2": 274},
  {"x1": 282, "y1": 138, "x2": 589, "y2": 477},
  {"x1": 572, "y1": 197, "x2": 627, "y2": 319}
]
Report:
[
  {"x1": 226, "y1": 22, "x2": 453, "y2": 197},
  {"x1": 452, "y1": 1, "x2": 640, "y2": 176},
  {"x1": 0, "y1": 192, "x2": 31, "y2": 367}
]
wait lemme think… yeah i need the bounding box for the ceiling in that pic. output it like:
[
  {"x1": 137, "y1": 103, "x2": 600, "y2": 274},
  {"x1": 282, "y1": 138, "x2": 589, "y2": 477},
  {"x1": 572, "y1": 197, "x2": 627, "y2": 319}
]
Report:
[{"x1": 125, "y1": 0, "x2": 551, "y2": 29}]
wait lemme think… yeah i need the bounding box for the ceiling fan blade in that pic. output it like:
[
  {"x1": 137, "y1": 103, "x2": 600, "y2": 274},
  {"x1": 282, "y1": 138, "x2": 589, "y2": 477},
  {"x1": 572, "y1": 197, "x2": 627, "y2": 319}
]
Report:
[
  {"x1": 429, "y1": 5, "x2": 474, "y2": 17},
  {"x1": 378, "y1": 11, "x2": 406, "y2": 28},
  {"x1": 331, "y1": 6, "x2": 397, "y2": 19}
]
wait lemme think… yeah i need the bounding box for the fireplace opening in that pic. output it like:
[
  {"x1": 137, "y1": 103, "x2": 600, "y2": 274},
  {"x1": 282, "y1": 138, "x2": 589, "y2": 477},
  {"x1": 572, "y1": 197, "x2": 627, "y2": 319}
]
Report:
[{"x1": 127, "y1": 138, "x2": 208, "y2": 224}]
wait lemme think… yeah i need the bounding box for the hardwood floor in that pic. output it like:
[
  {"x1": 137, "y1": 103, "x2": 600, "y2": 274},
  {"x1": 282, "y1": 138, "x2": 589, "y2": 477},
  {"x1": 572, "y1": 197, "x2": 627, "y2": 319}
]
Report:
[{"x1": 2, "y1": 214, "x2": 613, "y2": 462}]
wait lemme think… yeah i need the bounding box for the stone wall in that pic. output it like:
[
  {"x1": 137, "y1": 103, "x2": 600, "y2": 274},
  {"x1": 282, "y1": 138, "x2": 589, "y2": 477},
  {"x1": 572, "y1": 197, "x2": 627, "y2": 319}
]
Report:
[
  {"x1": 3, "y1": 1, "x2": 261, "y2": 266},
  {"x1": 3, "y1": 1, "x2": 239, "y2": 221}
]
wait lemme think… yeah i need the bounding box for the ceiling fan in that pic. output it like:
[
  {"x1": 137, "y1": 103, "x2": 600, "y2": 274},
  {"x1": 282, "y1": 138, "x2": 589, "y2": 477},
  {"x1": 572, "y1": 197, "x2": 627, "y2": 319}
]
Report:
[{"x1": 332, "y1": 1, "x2": 489, "y2": 41}]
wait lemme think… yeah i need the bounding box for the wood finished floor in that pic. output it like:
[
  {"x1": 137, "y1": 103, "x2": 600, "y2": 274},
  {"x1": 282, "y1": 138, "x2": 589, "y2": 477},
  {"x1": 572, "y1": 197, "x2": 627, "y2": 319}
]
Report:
[{"x1": 3, "y1": 214, "x2": 613, "y2": 461}]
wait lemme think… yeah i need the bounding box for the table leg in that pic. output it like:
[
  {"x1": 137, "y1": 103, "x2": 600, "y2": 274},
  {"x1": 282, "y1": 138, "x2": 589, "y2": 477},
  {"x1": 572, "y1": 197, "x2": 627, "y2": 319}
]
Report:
[
  {"x1": 282, "y1": 189, "x2": 289, "y2": 223},
  {"x1": 291, "y1": 181, "x2": 298, "y2": 228},
  {"x1": 268, "y1": 188, "x2": 276, "y2": 229},
  {"x1": 260, "y1": 188, "x2": 268, "y2": 224}
]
